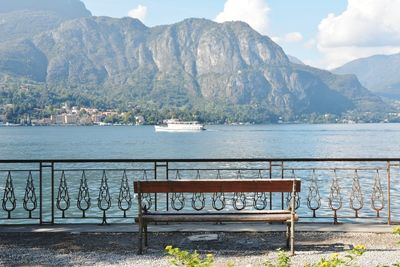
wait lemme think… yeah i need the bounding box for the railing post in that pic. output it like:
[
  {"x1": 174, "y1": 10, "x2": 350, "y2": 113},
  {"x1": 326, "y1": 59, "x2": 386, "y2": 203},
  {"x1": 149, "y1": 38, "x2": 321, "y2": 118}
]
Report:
[
  {"x1": 39, "y1": 162, "x2": 43, "y2": 225},
  {"x1": 269, "y1": 160, "x2": 272, "y2": 210},
  {"x1": 290, "y1": 179, "x2": 296, "y2": 256},
  {"x1": 281, "y1": 161, "x2": 284, "y2": 210},
  {"x1": 39, "y1": 161, "x2": 55, "y2": 224},
  {"x1": 51, "y1": 162, "x2": 54, "y2": 224},
  {"x1": 166, "y1": 161, "x2": 169, "y2": 180},
  {"x1": 387, "y1": 161, "x2": 391, "y2": 225},
  {"x1": 166, "y1": 161, "x2": 169, "y2": 212},
  {"x1": 153, "y1": 161, "x2": 157, "y2": 211},
  {"x1": 154, "y1": 161, "x2": 169, "y2": 211}
]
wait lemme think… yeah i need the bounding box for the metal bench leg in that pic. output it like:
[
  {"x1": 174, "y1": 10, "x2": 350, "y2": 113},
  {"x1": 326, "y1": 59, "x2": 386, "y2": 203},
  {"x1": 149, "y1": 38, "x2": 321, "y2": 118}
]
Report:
[
  {"x1": 144, "y1": 223, "x2": 148, "y2": 247},
  {"x1": 290, "y1": 221, "x2": 295, "y2": 256},
  {"x1": 286, "y1": 223, "x2": 290, "y2": 249},
  {"x1": 138, "y1": 221, "x2": 143, "y2": 254}
]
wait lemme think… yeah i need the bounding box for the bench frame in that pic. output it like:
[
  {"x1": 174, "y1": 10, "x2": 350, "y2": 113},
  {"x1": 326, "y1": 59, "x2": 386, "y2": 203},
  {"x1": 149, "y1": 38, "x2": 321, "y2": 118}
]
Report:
[{"x1": 134, "y1": 179, "x2": 301, "y2": 255}]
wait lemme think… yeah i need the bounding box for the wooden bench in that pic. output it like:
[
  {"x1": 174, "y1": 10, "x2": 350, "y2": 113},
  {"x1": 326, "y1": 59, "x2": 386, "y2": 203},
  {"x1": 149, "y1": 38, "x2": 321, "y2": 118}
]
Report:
[{"x1": 134, "y1": 179, "x2": 301, "y2": 255}]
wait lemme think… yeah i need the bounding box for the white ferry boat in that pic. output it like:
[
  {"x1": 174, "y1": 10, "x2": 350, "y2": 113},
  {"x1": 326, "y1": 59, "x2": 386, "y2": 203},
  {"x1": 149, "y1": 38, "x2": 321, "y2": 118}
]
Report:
[{"x1": 154, "y1": 119, "x2": 206, "y2": 132}]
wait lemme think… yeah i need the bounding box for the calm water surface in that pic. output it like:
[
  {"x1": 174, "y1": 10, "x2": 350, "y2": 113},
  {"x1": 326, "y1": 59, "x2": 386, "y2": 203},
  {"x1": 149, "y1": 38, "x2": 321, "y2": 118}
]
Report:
[
  {"x1": 0, "y1": 123, "x2": 399, "y2": 159},
  {"x1": 1, "y1": 123, "x2": 400, "y2": 223}
]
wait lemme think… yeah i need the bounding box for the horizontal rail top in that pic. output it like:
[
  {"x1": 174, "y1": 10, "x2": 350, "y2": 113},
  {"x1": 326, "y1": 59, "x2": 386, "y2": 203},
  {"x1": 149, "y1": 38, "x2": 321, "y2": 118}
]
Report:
[
  {"x1": 0, "y1": 158, "x2": 398, "y2": 163},
  {"x1": 134, "y1": 179, "x2": 301, "y2": 193}
]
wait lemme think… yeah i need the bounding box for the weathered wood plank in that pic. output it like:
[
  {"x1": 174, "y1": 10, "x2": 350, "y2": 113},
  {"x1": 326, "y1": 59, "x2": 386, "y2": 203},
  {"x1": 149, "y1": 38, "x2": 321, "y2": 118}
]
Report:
[
  {"x1": 134, "y1": 179, "x2": 301, "y2": 193},
  {"x1": 139, "y1": 213, "x2": 298, "y2": 222},
  {"x1": 143, "y1": 210, "x2": 291, "y2": 215}
]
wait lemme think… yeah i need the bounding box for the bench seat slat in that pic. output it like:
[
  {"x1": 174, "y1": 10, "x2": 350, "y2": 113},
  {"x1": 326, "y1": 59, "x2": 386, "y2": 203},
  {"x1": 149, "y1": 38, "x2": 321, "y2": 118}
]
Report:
[
  {"x1": 142, "y1": 210, "x2": 292, "y2": 215},
  {"x1": 134, "y1": 179, "x2": 301, "y2": 193},
  {"x1": 136, "y1": 213, "x2": 298, "y2": 223}
]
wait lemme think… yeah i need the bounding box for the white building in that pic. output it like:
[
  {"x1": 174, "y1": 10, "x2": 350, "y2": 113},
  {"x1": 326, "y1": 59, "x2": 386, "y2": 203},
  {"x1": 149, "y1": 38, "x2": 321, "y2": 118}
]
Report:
[{"x1": 64, "y1": 114, "x2": 77, "y2": 124}]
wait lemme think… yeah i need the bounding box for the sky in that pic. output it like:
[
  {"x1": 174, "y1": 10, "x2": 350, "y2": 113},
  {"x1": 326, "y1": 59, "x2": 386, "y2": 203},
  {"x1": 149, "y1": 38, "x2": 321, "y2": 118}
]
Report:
[{"x1": 81, "y1": 0, "x2": 400, "y2": 70}]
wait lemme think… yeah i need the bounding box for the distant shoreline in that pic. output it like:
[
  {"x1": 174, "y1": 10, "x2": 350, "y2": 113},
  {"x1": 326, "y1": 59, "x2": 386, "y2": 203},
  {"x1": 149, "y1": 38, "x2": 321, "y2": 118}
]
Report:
[{"x1": 1, "y1": 121, "x2": 399, "y2": 128}]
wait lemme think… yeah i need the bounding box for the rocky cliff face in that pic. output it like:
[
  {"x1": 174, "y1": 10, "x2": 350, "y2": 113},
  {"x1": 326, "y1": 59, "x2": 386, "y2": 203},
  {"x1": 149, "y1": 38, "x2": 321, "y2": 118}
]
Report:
[{"x1": 0, "y1": 5, "x2": 385, "y2": 116}]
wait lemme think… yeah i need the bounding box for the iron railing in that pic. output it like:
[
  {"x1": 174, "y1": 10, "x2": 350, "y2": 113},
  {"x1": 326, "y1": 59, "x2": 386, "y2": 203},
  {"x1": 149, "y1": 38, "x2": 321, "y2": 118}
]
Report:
[{"x1": 0, "y1": 158, "x2": 399, "y2": 225}]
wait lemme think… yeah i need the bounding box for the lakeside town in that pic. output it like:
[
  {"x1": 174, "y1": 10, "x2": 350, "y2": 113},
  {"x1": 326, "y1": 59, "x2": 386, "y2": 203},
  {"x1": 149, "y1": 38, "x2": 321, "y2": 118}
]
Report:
[
  {"x1": 0, "y1": 104, "x2": 145, "y2": 126},
  {"x1": 3, "y1": 103, "x2": 400, "y2": 126},
  {"x1": 0, "y1": 103, "x2": 400, "y2": 127}
]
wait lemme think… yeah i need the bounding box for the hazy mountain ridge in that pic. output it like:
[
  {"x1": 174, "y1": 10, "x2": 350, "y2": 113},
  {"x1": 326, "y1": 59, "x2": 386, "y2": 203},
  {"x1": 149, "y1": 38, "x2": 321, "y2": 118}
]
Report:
[
  {"x1": 287, "y1": 55, "x2": 304, "y2": 65},
  {"x1": 333, "y1": 53, "x2": 400, "y2": 98},
  {"x1": 0, "y1": 0, "x2": 91, "y2": 43},
  {"x1": 0, "y1": 0, "x2": 386, "y2": 119},
  {"x1": 0, "y1": 0, "x2": 91, "y2": 18}
]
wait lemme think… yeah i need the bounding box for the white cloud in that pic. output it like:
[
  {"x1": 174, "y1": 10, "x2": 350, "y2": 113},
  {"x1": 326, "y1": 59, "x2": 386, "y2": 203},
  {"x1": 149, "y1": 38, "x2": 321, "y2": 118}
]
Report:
[
  {"x1": 272, "y1": 32, "x2": 303, "y2": 45},
  {"x1": 316, "y1": 0, "x2": 400, "y2": 68},
  {"x1": 284, "y1": 32, "x2": 303, "y2": 43},
  {"x1": 304, "y1": 39, "x2": 316, "y2": 49},
  {"x1": 128, "y1": 4, "x2": 147, "y2": 22},
  {"x1": 215, "y1": 0, "x2": 270, "y2": 35},
  {"x1": 283, "y1": 32, "x2": 303, "y2": 43}
]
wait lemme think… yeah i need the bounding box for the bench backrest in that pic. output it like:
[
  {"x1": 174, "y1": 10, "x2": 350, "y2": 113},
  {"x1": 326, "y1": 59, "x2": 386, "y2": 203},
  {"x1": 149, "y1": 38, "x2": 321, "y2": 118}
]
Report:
[{"x1": 134, "y1": 179, "x2": 301, "y2": 193}]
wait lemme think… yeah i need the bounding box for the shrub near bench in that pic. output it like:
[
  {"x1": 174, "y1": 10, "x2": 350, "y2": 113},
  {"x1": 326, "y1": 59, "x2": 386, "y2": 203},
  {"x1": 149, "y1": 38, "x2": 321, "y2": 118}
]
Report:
[{"x1": 134, "y1": 179, "x2": 301, "y2": 255}]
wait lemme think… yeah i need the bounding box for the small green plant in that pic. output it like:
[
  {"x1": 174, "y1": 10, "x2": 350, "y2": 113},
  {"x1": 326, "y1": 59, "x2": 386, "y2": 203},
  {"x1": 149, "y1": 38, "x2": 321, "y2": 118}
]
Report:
[
  {"x1": 390, "y1": 227, "x2": 400, "y2": 266},
  {"x1": 393, "y1": 227, "x2": 400, "y2": 235},
  {"x1": 374, "y1": 228, "x2": 400, "y2": 267},
  {"x1": 304, "y1": 245, "x2": 366, "y2": 267},
  {"x1": 393, "y1": 226, "x2": 400, "y2": 245},
  {"x1": 264, "y1": 248, "x2": 291, "y2": 267},
  {"x1": 163, "y1": 244, "x2": 373, "y2": 267},
  {"x1": 165, "y1": 245, "x2": 214, "y2": 267}
]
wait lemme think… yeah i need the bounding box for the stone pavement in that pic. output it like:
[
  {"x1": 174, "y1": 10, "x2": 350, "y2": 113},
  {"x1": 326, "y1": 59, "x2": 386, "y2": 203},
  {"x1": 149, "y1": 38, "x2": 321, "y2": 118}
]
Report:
[{"x1": 0, "y1": 223, "x2": 398, "y2": 266}]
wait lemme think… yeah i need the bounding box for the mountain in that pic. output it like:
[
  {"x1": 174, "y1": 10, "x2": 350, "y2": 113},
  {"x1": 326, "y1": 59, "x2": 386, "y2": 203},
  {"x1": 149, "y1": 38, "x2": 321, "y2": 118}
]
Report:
[
  {"x1": 31, "y1": 18, "x2": 382, "y2": 113},
  {"x1": 0, "y1": 0, "x2": 91, "y2": 19},
  {"x1": 0, "y1": 0, "x2": 91, "y2": 42},
  {"x1": 0, "y1": 1, "x2": 385, "y2": 120},
  {"x1": 287, "y1": 55, "x2": 304, "y2": 65},
  {"x1": 333, "y1": 53, "x2": 400, "y2": 98}
]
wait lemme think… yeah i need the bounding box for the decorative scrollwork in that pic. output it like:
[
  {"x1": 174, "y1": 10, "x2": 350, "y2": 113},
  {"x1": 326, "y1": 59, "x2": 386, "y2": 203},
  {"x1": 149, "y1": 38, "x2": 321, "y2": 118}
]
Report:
[
  {"x1": 253, "y1": 192, "x2": 268, "y2": 210},
  {"x1": 56, "y1": 171, "x2": 70, "y2": 218},
  {"x1": 349, "y1": 170, "x2": 364, "y2": 218},
  {"x1": 171, "y1": 192, "x2": 185, "y2": 211},
  {"x1": 118, "y1": 170, "x2": 132, "y2": 218},
  {"x1": 328, "y1": 170, "x2": 342, "y2": 224},
  {"x1": 191, "y1": 170, "x2": 205, "y2": 211},
  {"x1": 175, "y1": 170, "x2": 181, "y2": 180},
  {"x1": 23, "y1": 171, "x2": 37, "y2": 219},
  {"x1": 141, "y1": 170, "x2": 152, "y2": 211},
  {"x1": 171, "y1": 170, "x2": 185, "y2": 211},
  {"x1": 2, "y1": 171, "x2": 16, "y2": 219},
  {"x1": 286, "y1": 170, "x2": 300, "y2": 210},
  {"x1": 232, "y1": 170, "x2": 246, "y2": 210},
  {"x1": 77, "y1": 171, "x2": 90, "y2": 218},
  {"x1": 253, "y1": 169, "x2": 268, "y2": 210},
  {"x1": 371, "y1": 170, "x2": 384, "y2": 217},
  {"x1": 307, "y1": 169, "x2": 321, "y2": 218},
  {"x1": 192, "y1": 192, "x2": 206, "y2": 211},
  {"x1": 232, "y1": 192, "x2": 246, "y2": 210},
  {"x1": 212, "y1": 170, "x2": 225, "y2": 210},
  {"x1": 98, "y1": 170, "x2": 111, "y2": 224}
]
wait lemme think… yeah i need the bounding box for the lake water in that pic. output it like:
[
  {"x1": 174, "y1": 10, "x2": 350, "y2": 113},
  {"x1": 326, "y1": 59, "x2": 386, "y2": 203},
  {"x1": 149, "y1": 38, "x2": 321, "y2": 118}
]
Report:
[
  {"x1": 0, "y1": 123, "x2": 400, "y2": 159},
  {"x1": 0, "y1": 123, "x2": 400, "y2": 224}
]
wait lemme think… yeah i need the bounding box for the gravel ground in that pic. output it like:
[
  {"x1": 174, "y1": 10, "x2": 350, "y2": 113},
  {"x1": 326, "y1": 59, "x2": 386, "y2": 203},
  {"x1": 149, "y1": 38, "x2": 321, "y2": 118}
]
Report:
[{"x1": 0, "y1": 231, "x2": 399, "y2": 266}]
